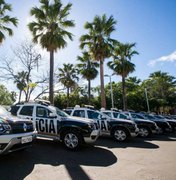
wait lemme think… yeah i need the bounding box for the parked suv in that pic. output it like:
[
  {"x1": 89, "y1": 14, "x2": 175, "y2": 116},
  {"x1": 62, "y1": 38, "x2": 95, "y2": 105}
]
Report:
[
  {"x1": 101, "y1": 110, "x2": 159, "y2": 137},
  {"x1": 140, "y1": 114, "x2": 172, "y2": 133},
  {"x1": 10, "y1": 101, "x2": 99, "y2": 150},
  {"x1": 0, "y1": 106, "x2": 34, "y2": 155},
  {"x1": 65, "y1": 106, "x2": 139, "y2": 142}
]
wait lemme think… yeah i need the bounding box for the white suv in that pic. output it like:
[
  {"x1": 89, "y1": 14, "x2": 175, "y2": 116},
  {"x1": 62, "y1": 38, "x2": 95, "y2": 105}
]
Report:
[{"x1": 10, "y1": 101, "x2": 100, "y2": 150}]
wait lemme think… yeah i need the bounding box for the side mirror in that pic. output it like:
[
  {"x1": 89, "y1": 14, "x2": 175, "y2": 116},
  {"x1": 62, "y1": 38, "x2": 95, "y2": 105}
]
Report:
[{"x1": 49, "y1": 113, "x2": 57, "y2": 118}]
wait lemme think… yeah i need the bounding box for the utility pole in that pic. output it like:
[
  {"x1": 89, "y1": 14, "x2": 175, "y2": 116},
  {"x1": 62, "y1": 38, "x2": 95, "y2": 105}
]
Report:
[
  {"x1": 104, "y1": 74, "x2": 114, "y2": 108},
  {"x1": 145, "y1": 88, "x2": 150, "y2": 113}
]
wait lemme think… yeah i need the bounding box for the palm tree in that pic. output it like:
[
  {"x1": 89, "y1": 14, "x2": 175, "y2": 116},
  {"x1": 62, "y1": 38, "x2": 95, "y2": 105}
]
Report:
[
  {"x1": 28, "y1": 0, "x2": 75, "y2": 104},
  {"x1": 58, "y1": 63, "x2": 79, "y2": 107},
  {"x1": 0, "y1": 0, "x2": 18, "y2": 44},
  {"x1": 77, "y1": 51, "x2": 99, "y2": 103},
  {"x1": 80, "y1": 14, "x2": 117, "y2": 108},
  {"x1": 108, "y1": 42, "x2": 138, "y2": 111},
  {"x1": 14, "y1": 71, "x2": 27, "y2": 102}
]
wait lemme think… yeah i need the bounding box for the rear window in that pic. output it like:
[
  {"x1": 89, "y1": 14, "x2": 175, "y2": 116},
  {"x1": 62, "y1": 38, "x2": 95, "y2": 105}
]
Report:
[
  {"x1": 73, "y1": 110, "x2": 85, "y2": 118},
  {"x1": 10, "y1": 106, "x2": 20, "y2": 116},
  {"x1": 19, "y1": 106, "x2": 34, "y2": 116}
]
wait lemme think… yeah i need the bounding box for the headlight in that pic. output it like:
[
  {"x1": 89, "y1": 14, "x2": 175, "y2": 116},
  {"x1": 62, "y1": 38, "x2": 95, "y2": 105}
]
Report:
[
  {"x1": 88, "y1": 123, "x2": 97, "y2": 130},
  {"x1": 0, "y1": 123, "x2": 11, "y2": 134},
  {"x1": 0, "y1": 124, "x2": 4, "y2": 133}
]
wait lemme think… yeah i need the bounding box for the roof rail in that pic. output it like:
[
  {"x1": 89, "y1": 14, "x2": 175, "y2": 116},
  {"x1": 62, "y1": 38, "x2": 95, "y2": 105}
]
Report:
[
  {"x1": 75, "y1": 105, "x2": 80, "y2": 108},
  {"x1": 111, "y1": 108, "x2": 119, "y2": 112},
  {"x1": 100, "y1": 107, "x2": 105, "y2": 111},
  {"x1": 34, "y1": 99, "x2": 51, "y2": 106},
  {"x1": 84, "y1": 105, "x2": 95, "y2": 109}
]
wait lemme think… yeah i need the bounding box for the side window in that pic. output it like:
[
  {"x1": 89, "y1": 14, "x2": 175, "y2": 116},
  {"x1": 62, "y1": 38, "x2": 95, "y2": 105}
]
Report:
[
  {"x1": 113, "y1": 112, "x2": 119, "y2": 118},
  {"x1": 64, "y1": 110, "x2": 71, "y2": 115},
  {"x1": 119, "y1": 114, "x2": 127, "y2": 119},
  {"x1": 87, "y1": 111, "x2": 101, "y2": 120},
  {"x1": 36, "y1": 107, "x2": 51, "y2": 118},
  {"x1": 73, "y1": 110, "x2": 85, "y2": 118},
  {"x1": 19, "y1": 106, "x2": 34, "y2": 116}
]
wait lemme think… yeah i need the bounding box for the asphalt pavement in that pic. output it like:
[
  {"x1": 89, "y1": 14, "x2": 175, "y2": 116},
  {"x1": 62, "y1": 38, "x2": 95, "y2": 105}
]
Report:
[{"x1": 0, "y1": 133, "x2": 176, "y2": 180}]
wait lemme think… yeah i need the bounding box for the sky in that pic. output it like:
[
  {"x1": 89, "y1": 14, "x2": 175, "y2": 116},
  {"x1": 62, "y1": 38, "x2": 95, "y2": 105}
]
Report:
[{"x1": 1, "y1": 0, "x2": 176, "y2": 96}]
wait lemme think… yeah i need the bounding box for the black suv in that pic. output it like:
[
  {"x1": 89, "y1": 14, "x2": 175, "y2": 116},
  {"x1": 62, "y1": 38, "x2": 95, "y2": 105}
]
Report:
[
  {"x1": 65, "y1": 106, "x2": 139, "y2": 142},
  {"x1": 141, "y1": 114, "x2": 172, "y2": 133},
  {"x1": 10, "y1": 101, "x2": 100, "y2": 150}
]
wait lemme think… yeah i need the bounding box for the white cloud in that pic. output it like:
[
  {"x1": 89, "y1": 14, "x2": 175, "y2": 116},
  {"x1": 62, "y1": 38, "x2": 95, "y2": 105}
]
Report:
[{"x1": 148, "y1": 51, "x2": 176, "y2": 67}]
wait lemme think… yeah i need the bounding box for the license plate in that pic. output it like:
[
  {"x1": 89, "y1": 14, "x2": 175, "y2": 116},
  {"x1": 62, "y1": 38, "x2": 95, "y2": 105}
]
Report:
[{"x1": 21, "y1": 136, "x2": 33, "y2": 144}]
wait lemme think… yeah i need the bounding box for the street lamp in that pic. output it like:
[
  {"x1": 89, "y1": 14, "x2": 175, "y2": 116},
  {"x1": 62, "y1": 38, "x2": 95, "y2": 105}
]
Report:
[
  {"x1": 145, "y1": 88, "x2": 150, "y2": 113},
  {"x1": 104, "y1": 74, "x2": 114, "y2": 108}
]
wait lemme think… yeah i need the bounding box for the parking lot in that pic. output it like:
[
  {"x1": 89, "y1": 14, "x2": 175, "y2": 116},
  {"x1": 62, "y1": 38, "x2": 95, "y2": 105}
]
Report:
[{"x1": 1, "y1": 134, "x2": 176, "y2": 180}]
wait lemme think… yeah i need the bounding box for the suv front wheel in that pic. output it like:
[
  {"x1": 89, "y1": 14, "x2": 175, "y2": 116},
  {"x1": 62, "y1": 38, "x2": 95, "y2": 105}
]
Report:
[
  {"x1": 138, "y1": 127, "x2": 151, "y2": 137},
  {"x1": 111, "y1": 127, "x2": 128, "y2": 142},
  {"x1": 62, "y1": 130, "x2": 82, "y2": 150}
]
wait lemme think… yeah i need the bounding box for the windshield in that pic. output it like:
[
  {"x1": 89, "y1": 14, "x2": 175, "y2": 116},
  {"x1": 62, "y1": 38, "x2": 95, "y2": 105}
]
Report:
[
  {"x1": 49, "y1": 106, "x2": 68, "y2": 117},
  {"x1": 144, "y1": 115, "x2": 156, "y2": 120},
  {"x1": 131, "y1": 113, "x2": 145, "y2": 119},
  {"x1": 0, "y1": 106, "x2": 9, "y2": 116}
]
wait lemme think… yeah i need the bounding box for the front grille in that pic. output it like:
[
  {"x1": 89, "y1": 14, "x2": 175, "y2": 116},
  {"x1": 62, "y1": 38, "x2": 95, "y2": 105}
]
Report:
[{"x1": 10, "y1": 122, "x2": 34, "y2": 134}]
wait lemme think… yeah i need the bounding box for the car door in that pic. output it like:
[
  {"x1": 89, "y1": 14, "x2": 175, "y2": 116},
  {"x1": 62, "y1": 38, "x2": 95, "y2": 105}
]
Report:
[
  {"x1": 35, "y1": 106, "x2": 57, "y2": 135},
  {"x1": 87, "y1": 110, "x2": 109, "y2": 134}
]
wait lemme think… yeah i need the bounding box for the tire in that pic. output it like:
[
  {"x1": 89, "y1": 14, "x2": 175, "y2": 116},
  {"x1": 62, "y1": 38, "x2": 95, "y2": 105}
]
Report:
[
  {"x1": 111, "y1": 127, "x2": 128, "y2": 142},
  {"x1": 138, "y1": 127, "x2": 151, "y2": 137},
  {"x1": 62, "y1": 130, "x2": 82, "y2": 150}
]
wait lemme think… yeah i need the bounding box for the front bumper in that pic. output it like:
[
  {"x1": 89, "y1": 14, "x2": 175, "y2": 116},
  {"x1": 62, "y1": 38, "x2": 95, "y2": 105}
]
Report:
[
  {"x1": 130, "y1": 128, "x2": 139, "y2": 137},
  {"x1": 84, "y1": 130, "x2": 100, "y2": 143},
  {"x1": 0, "y1": 131, "x2": 35, "y2": 155}
]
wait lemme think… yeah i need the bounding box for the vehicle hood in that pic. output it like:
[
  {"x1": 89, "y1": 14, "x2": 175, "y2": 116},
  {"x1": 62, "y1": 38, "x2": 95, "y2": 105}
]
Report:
[
  {"x1": 134, "y1": 118, "x2": 155, "y2": 124},
  {"x1": 66, "y1": 116, "x2": 95, "y2": 124},
  {"x1": 0, "y1": 114, "x2": 32, "y2": 124},
  {"x1": 166, "y1": 119, "x2": 176, "y2": 123},
  {"x1": 111, "y1": 118, "x2": 135, "y2": 124}
]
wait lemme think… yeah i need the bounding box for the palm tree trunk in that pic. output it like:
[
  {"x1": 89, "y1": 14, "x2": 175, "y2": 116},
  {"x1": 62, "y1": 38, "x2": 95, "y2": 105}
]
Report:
[
  {"x1": 100, "y1": 59, "x2": 106, "y2": 108},
  {"x1": 88, "y1": 79, "x2": 91, "y2": 104},
  {"x1": 67, "y1": 87, "x2": 69, "y2": 107},
  {"x1": 18, "y1": 90, "x2": 22, "y2": 103},
  {"x1": 49, "y1": 50, "x2": 54, "y2": 105},
  {"x1": 122, "y1": 76, "x2": 127, "y2": 111}
]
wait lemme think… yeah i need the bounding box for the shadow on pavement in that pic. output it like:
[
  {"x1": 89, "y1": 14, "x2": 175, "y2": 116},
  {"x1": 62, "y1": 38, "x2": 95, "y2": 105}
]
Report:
[
  {"x1": 144, "y1": 133, "x2": 176, "y2": 142},
  {"x1": 0, "y1": 139, "x2": 117, "y2": 180},
  {"x1": 94, "y1": 136, "x2": 160, "y2": 149}
]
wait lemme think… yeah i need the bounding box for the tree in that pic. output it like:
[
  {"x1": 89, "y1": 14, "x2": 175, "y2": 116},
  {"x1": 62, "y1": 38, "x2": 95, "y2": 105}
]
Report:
[
  {"x1": 0, "y1": 40, "x2": 46, "y2": 101},
  {"x1": 0, "y1": 0, "x2": 18, "y2": 44},
  {"x1": 58, "y1": 63, "x2": 79, "y2": 107},
  {"x1": 77, "y1": 51, "x2": 99, "y2": 103},
  {"x1": 28, "y1": 0, "x2": 75, "y2": 105},
  {"x1": 142, "y1": 71, "x2": 176, "y2": 113},
  {"x1": 80, "y1": 14, "x2": 117, "y2": 108},
  {"x1": 108, "y1": 42, "x2": 138, "y2": 111},
  {"x1": 0, "y1": 84, "x2": 14, "y2": 105},
  {"x1": 14, "y1": 71, "x2": 27, "y2": 102}
]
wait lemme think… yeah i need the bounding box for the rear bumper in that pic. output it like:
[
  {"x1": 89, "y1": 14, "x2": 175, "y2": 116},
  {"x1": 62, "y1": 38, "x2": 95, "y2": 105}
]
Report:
[
  {"x1": 0, "y1": 132, "x2": 35, "y2": 155},
  {"x1": 84, "y1": 130, "x2": 100, "y2": 143}
]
